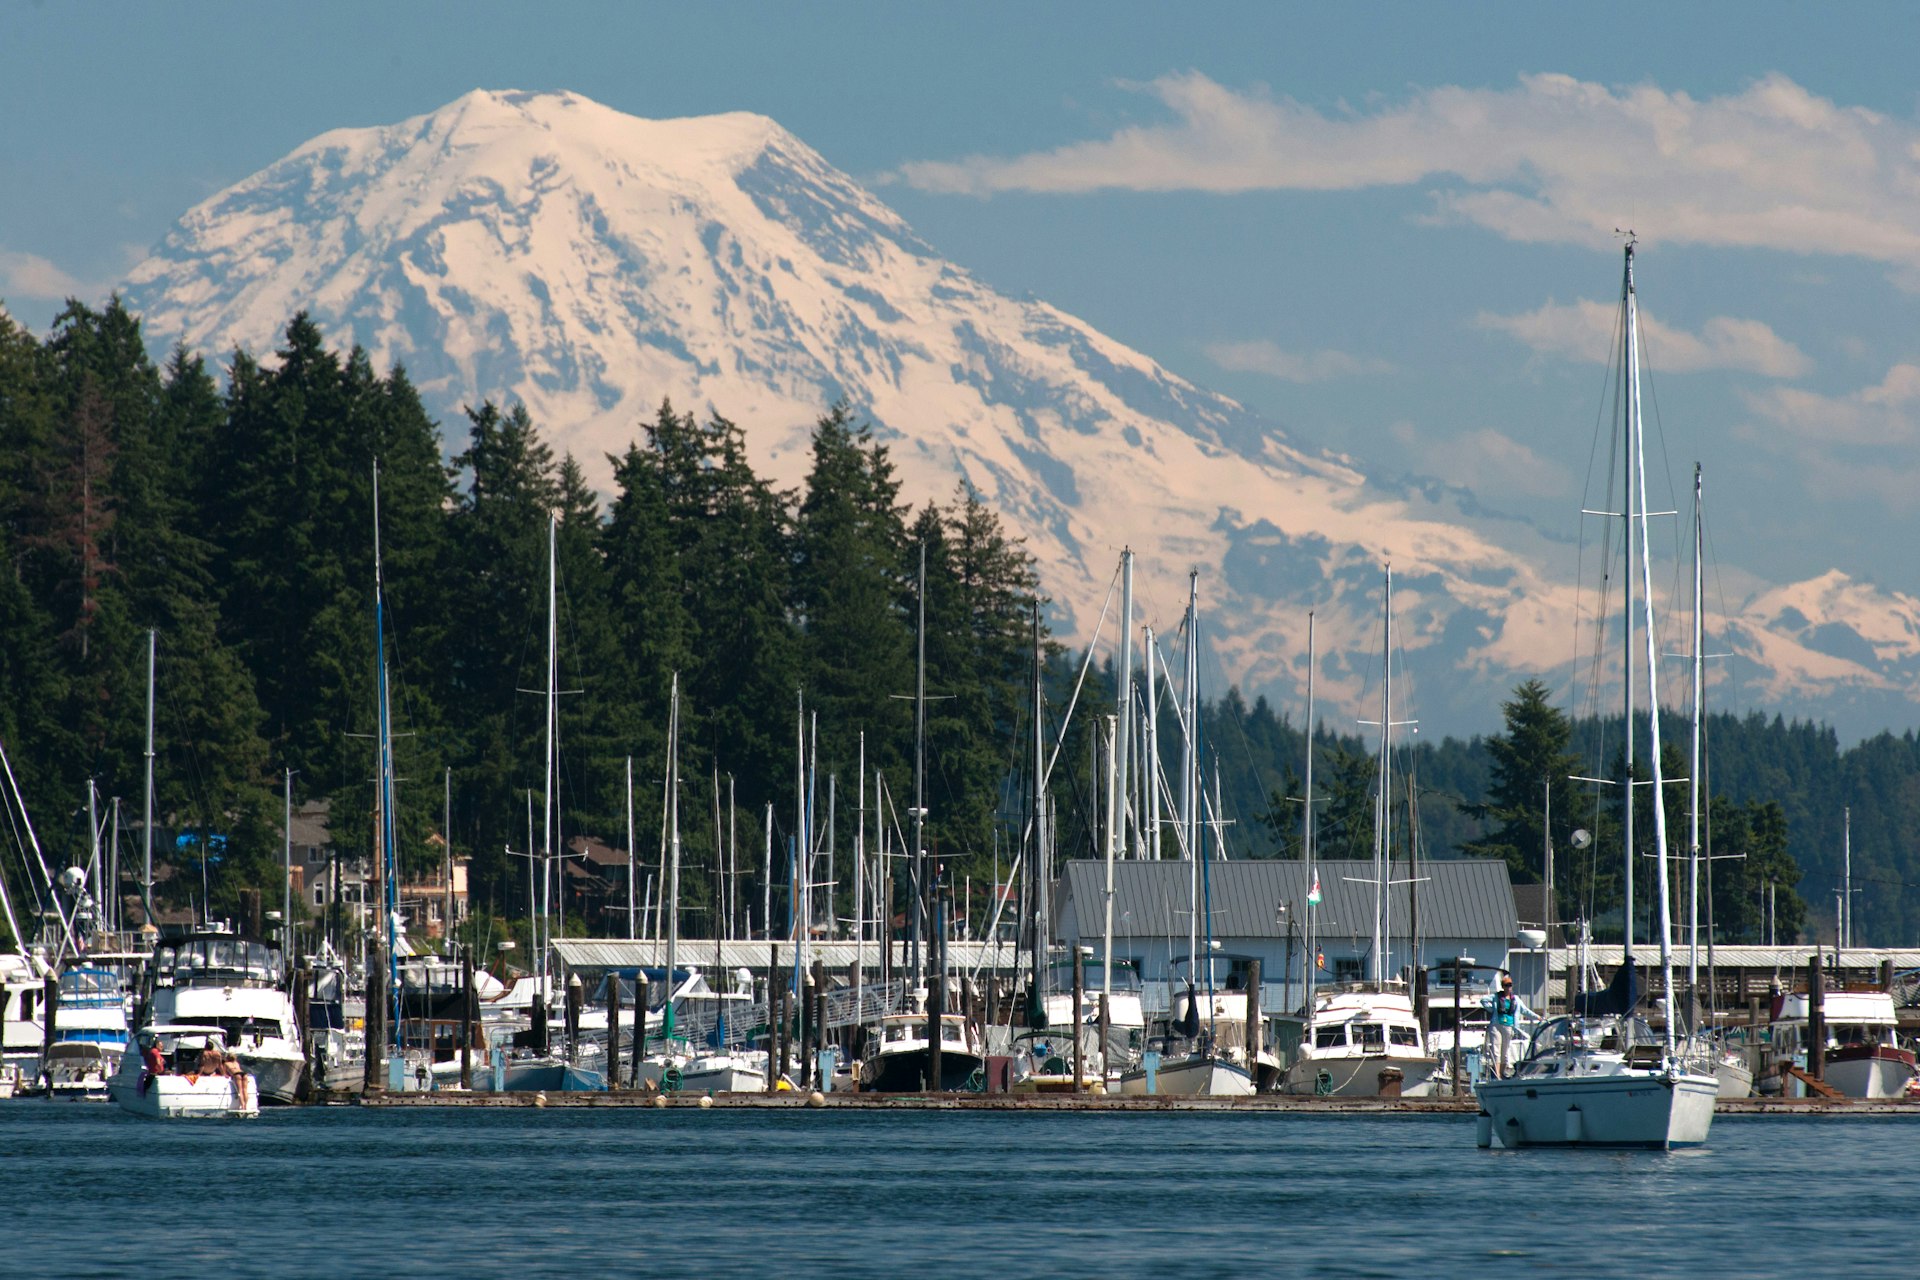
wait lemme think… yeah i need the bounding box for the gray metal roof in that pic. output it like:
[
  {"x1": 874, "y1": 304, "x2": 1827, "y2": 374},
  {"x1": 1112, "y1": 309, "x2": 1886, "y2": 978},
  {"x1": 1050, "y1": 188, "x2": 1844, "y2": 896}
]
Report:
[
  {"x1": 551, "y1": 938, "x2": 1017, "y2": 973},
  {"x1": 1057, "y1": 858, "x2": 1517, "y2": 945},
  {"x1": 1553, "y1": 945, "x2": 1920, "y2": 972}
]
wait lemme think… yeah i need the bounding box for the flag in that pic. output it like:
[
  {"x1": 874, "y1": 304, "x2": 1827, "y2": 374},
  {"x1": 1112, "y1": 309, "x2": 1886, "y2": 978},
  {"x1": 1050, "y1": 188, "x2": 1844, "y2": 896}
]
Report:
[{"x1": 1307, "y1": 875, "x2": 1321, "y2": 907}]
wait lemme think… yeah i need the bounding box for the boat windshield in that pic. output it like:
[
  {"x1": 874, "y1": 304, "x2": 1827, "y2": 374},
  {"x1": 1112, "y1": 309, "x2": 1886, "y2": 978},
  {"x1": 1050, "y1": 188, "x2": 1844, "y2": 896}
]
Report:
[
  {"x1": 1523, "y1": 1015, "x2": 1658, "y2": 1060},
  {"x1": 157, "y1": 938, "x2": 284, "y2": 984}
]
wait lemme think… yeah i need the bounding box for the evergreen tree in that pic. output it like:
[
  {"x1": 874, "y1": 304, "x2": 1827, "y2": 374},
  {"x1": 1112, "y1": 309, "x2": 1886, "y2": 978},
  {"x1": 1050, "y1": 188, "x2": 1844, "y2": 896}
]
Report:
[{"x1": 1459, "y1": 679, "x2": 1582, "y2": 892}]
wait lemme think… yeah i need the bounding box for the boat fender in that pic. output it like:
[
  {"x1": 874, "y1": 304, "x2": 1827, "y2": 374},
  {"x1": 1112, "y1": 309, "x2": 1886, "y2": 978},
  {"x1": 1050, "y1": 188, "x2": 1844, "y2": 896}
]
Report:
[
  {"x1": 1565, "y1": 1105, "x2": 1582, "y2": 1142},
  {"x1": 698, "y1": 1095, "x2": 713, "y2": 1109},
  {"x1": 532, "y1": 1091, "x2": 548, "y2": 1108},
  {"x1": 1475, "y1": 1111, "x2": 1493, "y2": 1148},
  {"x1": 807, "y1": 1090, "x2": 826, "y2": 1107},
  {"x1": 651, "y1": 1094, "x2": 667, "y2": 1108}
]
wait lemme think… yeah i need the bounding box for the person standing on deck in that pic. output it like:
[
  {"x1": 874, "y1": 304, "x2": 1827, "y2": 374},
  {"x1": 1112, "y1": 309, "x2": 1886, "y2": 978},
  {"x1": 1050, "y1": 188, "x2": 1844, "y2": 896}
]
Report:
[{"x1": 1490, "y1": 975, "x2": 1535, "y2": 1077}]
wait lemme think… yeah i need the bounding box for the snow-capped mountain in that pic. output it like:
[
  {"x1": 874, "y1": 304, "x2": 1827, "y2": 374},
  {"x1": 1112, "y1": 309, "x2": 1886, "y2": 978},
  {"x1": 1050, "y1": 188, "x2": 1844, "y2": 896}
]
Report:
[{"x1": 120, "y1": 89, "x2": 1920, "y2": 738}]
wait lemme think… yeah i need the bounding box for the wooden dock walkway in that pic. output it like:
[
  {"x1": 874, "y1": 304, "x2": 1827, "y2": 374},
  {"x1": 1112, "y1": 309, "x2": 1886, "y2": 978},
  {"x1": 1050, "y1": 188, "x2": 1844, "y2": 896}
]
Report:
[{"x1": 350, "y1": 1090, "x2": 1920, "y2": 1116}]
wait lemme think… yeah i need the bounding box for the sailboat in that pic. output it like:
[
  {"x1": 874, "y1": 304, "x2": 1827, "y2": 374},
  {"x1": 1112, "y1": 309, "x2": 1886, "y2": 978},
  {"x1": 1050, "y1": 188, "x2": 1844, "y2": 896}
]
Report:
[
  {"x1": 1475, "y1": 240, "x2": 1718, "y2": 1149},
  {"x1": 1281, "y1": 567, "x2": 1438, "y2": 1098},
  {"x1": 1118, "y1": 573, "x2": 1254, "y2": 1097},
  {"x1": 859, "y1": 545, "x2": 985, "y2": 1092}
]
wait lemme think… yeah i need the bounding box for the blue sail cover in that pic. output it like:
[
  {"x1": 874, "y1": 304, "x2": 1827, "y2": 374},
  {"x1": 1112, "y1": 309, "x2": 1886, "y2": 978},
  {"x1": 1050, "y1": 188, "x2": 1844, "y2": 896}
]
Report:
[
  {"x1": 1177, "y1": 984, "x2": 1201, "y2": 1039},
  {"x1": 1574, "y1": 958, "x2": 1640, "y2": 1017}
]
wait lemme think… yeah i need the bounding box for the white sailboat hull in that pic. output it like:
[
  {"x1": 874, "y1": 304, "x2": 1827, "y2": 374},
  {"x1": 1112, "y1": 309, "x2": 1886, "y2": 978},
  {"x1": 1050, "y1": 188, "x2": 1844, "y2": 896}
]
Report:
[
  {"x1": 1282, "y1": 1052, "x2": 1439, "y2": 1098},
  {"x1": 1117, "y1": 1053, "x2": 1254, "y2": 1096},
  {"x1": 1714, "y1": 1059, "x2": 1754, "y2": 1099},
  {"x1": 1476, "y1": 1070, "x2": 1716, "y2": 1149},
  {"x1": 678, "y1": 1055, "x2": 767, "y2": 1094}
]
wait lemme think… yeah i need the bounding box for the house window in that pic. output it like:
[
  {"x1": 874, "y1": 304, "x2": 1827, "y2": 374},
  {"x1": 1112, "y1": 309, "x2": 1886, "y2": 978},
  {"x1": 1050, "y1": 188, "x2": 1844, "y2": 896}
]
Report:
[
  {"x1": 1334, "y1": 956, "x2": 1363, "y2": 983},
  {"x1": 315, "y1": 887, "x2": 326, "y2": 906}
]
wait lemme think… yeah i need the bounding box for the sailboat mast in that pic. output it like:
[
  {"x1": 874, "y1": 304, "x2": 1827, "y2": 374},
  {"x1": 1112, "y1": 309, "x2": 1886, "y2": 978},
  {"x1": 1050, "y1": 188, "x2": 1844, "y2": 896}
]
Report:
[
  {"x1": 1625, "y1": 243, "x2": 1679, "y2": 1055},
  {"x1": 1373, "y1": 567, "x2": 1393, "y2": 985},
  {"x1": 1303, "y1": 611, "x2": 1315, "y2": 1010},
  {"x1": 1117, "y1": 549, "x2": 1134, "y2": 859},
  {"x1": 1183, "y1": 574, "x2": 1198, "y2": 981},
  {"x1": 1687, "y1": 464, "x2": 1703, "y2": 1000},
  {"x1": 1102, "y1": 712, "x2": 1117, "y2": 997},
  {"x1": 665, "y1": 673, "x2": 681, "y2": 1036},
  {"x1": 855, "y1": 733, "x2": 865, "y2": 987},
  {"x1": 1028, "y1": 602, "x2": 1046, "y2": 1021},
  {"x1": 143, "y1": 628, "x2": 155, "y2": 917},
  {"x1": 1621, "y1": 256, "x2": 1638, "y2": 960},
  {"x1": 373, "y1": 460, "x2": 401, "y2": 1047},
  {"x1": 626, "y1": 756, "x2": 636, "y2": 940},
  {"x1": 542, "y1": 511, "x2": 557, "y2": 995},
  {"x1": 1145, "y1": 626, "x2": 1160, "y2": 861},
  {"x1": 911, "y1": 542, "x2": 929, "y2": 984}
]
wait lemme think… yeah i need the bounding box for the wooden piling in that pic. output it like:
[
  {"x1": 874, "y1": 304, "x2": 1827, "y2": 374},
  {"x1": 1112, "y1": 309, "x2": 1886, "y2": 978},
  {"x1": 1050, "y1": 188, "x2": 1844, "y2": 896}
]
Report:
[
  {"x1": 634, "y1": 974, "x2": 650, "y2": 1088},
  {"x1": 363, "y1": 945, "x2": 385, "y2": 1095},
  {"x1": 1807, "y1": 955, "x2": 1825, "y2": 1081},
  {"x1": 565, "y1": 974, "x2": 583, "y2": 1066},
  {"x1": 42, "y1": 972, "x2": 58, "y2": 1087},
  {"x1": 1071, "y1": 948, "x2": 1085, "y2": 1094},
  {"x1": 814, "y1": 982, "x2": 828, "y2": 1088},
  {"x1": 1097, "y1": 993, "x2": 1110, "y2": 1093},
  {"x1": 461, "y1": 954, "x2": 475, "y2": 1091},
  {"x1": 1451, "y1": 964, "x2": 1464, "y2": 1093},
  {"x1": 1245, "y1": 958, "x2": 1262, "y2": 1084},
  {"x1": 1412, "y1": 964, "x2": 1429, "y2": 1040},
  {"x1": 777, "y1": 985, "x2": 791, "y2": 1086},
  {"x1": 604, "y1": 970, "x2": 618, "y2": 1092}
]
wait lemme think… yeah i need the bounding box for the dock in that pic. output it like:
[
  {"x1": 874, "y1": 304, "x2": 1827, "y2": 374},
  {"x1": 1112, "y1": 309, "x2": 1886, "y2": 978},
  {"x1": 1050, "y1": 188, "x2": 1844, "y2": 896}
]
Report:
[{"x1": 352, "y1": 1090, "x2": 1920, "y2": 1116}]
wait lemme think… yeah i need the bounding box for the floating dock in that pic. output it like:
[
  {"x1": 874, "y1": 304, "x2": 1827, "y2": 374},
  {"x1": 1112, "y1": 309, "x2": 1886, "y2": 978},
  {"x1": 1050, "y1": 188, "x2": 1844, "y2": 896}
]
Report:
[{"x1": 351, "y1": 1090, "x2": 1920, "y2": 1116}]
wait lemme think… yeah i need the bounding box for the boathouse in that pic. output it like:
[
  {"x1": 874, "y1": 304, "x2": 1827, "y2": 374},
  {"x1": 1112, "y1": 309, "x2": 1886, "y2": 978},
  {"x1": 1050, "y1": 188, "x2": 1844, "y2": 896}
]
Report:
[{"x1": 1052, "y1": 858, "x2": 1522, "y2": 1010}]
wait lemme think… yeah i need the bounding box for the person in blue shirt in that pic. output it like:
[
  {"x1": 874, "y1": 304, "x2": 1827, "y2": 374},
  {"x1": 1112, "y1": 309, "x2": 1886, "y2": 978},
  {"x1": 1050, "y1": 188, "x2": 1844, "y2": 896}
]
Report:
[{"x1": 1489, "y1": 975, "x2": 1538, "y2": 1077}]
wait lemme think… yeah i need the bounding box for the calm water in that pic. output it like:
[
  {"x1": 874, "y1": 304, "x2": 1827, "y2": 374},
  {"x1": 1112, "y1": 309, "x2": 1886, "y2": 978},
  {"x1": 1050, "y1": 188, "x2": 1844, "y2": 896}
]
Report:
[{"x1": 3, "y1": 1101, "x2": 1912, "y2": 1277}]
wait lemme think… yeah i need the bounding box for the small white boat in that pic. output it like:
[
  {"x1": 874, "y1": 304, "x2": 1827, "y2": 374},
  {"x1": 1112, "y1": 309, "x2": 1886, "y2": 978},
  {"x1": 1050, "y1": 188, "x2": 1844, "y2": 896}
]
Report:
[
  {"x1": 678, "y1": 1050, "x2": 767, "y2": 1094},
  {"x1": 109, "y1": 1025, "x2": 259, "y2": 1118},
  {"x1": 44, "y1": 1042, "x2": 118, "y2": 1101}
]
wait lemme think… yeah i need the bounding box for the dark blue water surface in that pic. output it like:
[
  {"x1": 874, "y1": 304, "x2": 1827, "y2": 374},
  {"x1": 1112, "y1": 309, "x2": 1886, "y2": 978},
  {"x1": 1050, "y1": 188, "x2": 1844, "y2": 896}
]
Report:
[{"x1": 4, "y1": 1101, "x2": 1912, "y2": 1277}]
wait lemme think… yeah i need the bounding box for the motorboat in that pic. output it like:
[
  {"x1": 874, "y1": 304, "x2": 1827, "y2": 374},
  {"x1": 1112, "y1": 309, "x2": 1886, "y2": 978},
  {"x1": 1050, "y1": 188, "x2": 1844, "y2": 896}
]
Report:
[
  {"x1": 859, "y1": 1012, "x2": 985, "y2": 1092},
  {"x1": 1763, "y1": 988, "x2": 1916, "y2": 1099},
  {"x1": 139, "y1": 926, "x2": 306, "y2": 1104},
  {"x1": 1280, "y1": 984, "x2": 1439, "y2": 1097},
  {"x1": 41, "y1": 965, "x2": 130, "y2": 1101},
  {"x1": 109, "y1": 1024, "x2": 259, "y2": 1118}
]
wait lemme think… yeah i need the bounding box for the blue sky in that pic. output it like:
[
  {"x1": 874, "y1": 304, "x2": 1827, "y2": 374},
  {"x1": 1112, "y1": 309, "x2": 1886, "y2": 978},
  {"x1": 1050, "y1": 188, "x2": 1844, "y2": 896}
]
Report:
[{"x1": 9, "y1": 2, "x2": 1920, "y2": 692}]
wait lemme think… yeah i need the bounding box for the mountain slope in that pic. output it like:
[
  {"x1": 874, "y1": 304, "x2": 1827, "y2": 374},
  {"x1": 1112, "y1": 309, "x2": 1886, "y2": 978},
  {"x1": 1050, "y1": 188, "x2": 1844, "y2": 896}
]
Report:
[{"x1": 120, "y1": 89, "x2": 1920, "y2": 738}]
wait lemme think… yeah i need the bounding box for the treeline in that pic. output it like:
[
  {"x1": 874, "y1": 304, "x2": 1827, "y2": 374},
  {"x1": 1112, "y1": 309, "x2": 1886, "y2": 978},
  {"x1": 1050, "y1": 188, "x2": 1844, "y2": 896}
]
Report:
[
  {"x1": 1195, "y1": 680, "x2": 1920, "y2": 947},
  {"x1": 4, "y1": 299, "x2": 1916, "y2": 952},
  {"x1": 0, "y1": 302, "x2": 1046, "y2": 941}
]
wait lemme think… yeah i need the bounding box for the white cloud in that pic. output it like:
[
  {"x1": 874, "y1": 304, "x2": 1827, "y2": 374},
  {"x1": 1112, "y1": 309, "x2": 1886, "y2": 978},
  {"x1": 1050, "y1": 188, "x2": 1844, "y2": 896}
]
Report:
[
  {"x1": 1388, "y1": 421, "x2": 1572, "y2": 499},
  {"x1": 1744, "y1": 363, "x2": 1920, "y2": 445},
  {"x1": 899, "y1": 71, "x2": 1920, "y2": 271},
  {"x1": 1205, "y1": 339, "x2": 1392, "y2": 382},
  {"x1": 0, "y1": 249, "x2": 94, "y2": 302},
  {"x1": 1478, "y1": 297, "x2": 1811, "y2": 377}
]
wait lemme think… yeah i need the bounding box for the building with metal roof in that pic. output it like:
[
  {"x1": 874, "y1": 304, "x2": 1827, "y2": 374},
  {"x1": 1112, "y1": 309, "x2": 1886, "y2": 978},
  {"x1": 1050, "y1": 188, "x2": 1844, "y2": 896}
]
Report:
[{"x1": 1053, "y1": 857, "x2": 1521, "y2": 1005}]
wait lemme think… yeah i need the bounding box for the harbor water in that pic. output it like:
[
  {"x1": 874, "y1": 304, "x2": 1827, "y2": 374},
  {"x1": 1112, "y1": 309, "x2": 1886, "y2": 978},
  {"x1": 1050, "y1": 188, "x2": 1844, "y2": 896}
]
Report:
[{"x1": 4, "y1": 1101, "x2": 1910, "y2": 1277}]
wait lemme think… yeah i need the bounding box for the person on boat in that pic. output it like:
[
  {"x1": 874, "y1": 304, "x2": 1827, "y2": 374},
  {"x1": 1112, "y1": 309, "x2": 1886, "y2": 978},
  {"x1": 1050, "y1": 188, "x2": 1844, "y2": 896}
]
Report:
[
  {"x1": 219, "y1": 1049, "x2": 250, "y2": 1109},
  {"x1": 1489, "y1": 977, "x2": 1537, "y2": 1077}
]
